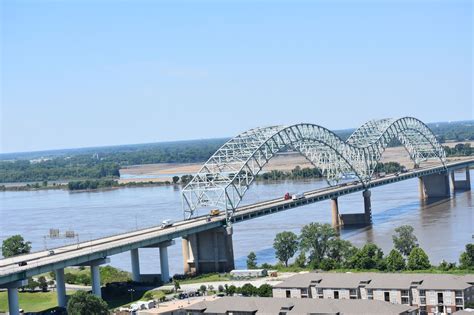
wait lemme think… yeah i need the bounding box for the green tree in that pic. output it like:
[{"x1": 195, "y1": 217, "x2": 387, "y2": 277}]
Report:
[
  {"x1": 172, "y1": 176, "x2": 180, "y2": 184},
  {"x1": 25, "y1": 277, "x2": 38, "y2": 291},
  {"x1": 407, "y1": 247, "x2": 431, "y2": 270},
  {"x1": 225, "y1": 284, "x2": 236, "y2": 296},
  {"x1": 438, "y1": 260, "x2": 456, "y2": 271},
  {"x1": 173, "y1": 280, "x2": 181, "y2": 293},
  {"x1": 199, "y1": 284, "x2": 207, "y2": 294},
  {"x1": 247, "y1": 252, "x2": 257, "y2": 269},
  {"x1": 326, "y1": 238, "x2": 357, "y2": 268},
  {"x1": 349, "y1": 243, "x2": 384, "y2": 270},
  {"x1": 2, "y1": 235, "x2": 32, "y2": 258},
  {"x1": 392, "y1": 225, "x2": 418, "y2": 256},
  {"x1": 299, "y1": 223, "x2": 337, "y2": 265},
  {"x1": 294, "y1": 252, "x2": 306, "y2": 268},
  {"x1": 386, "y1": 249, "x2": 406, "y2": 271},
  {"x1": 218, "y1": 285, "x2": 224, "y2": 293},
  {"x1": 459, "y1": 243, "x2": 474, "y2": 269},
  {"x1": 240, "y1": 283, "x2": 257, "y2": 296},
  {"x1": 273, "y1": 231, "x2": 299, "y2": 267},
  {"x1": 37, "y1": 276, "x2": 48, "y2": 292},
  {"x1": 67, "y1": 291, "x2": 108, "y2": 315},
  {"x1": 257, "y1": 284, "x2": 273, "y2": 297}
]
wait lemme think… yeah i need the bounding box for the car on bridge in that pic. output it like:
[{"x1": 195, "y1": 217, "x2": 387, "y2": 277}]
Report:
[
  {"x1": 292, "y1": 193, "x2": 305, "y2": 200},
  {"x1": 161, "y1": 219, "x2": 174, "y2": 228}
]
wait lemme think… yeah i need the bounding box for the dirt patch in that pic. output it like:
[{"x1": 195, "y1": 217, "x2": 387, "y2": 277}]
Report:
[{"x1": 119, "y1": 142, "x2": 473, "y2": 182}]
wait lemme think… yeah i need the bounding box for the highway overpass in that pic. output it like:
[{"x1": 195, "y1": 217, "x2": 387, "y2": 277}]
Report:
[{"x1": 0, "y1": 158, "x2": 472, "y2": 314}]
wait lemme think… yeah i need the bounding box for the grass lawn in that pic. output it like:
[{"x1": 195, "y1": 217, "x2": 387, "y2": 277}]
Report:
[
  {"x1": 178, "y1": 273, "x2": 231, "y2": 284},
  {"x1": 0, "y1": 290, "x2": 76, "y2": 312}
]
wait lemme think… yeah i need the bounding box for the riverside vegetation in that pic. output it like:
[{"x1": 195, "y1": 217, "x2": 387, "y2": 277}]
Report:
[
  {"x1": 247, "y1": 223, "x2": 474, "y2": 273},
  {"x1": 0, "y1": 120, "x2": 472, "y2": 185}
]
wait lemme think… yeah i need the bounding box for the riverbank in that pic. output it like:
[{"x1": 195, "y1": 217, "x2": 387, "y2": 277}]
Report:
[{"x1": 1, "y1": 149, "x2": 472, "y2": 192}]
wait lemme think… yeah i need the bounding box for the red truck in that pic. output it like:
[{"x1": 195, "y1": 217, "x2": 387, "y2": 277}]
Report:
[{"x1": 284, "y1": 192, "x2": 291, "y2": 200}]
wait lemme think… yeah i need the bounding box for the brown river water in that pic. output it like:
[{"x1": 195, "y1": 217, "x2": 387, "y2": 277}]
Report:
[{"x1": 1, "y1": 171, "x2": 472, "y2": 275}]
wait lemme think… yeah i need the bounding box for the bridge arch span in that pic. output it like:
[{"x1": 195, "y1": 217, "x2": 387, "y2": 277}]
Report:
[{"x1": 182, "y1": 117, "x2": 445, "y2": 221}]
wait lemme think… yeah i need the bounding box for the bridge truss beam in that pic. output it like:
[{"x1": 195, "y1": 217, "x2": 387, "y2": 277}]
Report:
[{"x1": 182, "y1": 117, "x2": 446, "y2": 223}]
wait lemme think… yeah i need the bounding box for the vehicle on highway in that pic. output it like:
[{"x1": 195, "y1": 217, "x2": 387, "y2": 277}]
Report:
[
  {"x1": 377, "y1": 172, "x2": 386, "y2": 178},
  {"x1": 395, "y1": 172, "x2": 400, "y2": 176},
  {"x1": 48, "y1": 250, "x2": 55, "y2": 256},
  {"x1": 340, "y1": 182, "x2": 348, "y2": 187},
  {"x1": 209, "y1": 209, "x2": 220, "y2": 216},
  {"x1": 352, "y1": 180, "x2": 359, "y2": 185},
  {"x1": 292, "y1": 193, "x2": 305, "y2": 200},
  {"x1": 284, "y1": 192, "x2": 291, "y2": 200},
  {"x1": 339, "y1": 172, "x2": 356, "y2": 180},
  {"x1": 161, "y1": 219, "x2": 174, "y2": 228},
  {"x1": 18, "y1": 261, "x2": 27, "y2": 267}
]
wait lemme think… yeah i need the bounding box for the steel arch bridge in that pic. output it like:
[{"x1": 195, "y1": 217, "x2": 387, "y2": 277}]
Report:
[{"x1": 182, "y1": 117, "x2": 446, "y2": 223}]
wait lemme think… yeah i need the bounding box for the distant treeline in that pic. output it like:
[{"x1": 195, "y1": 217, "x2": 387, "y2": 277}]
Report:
[
  {"x1": 68, "y1": 179, "x2": 118, "y2": 190},
  {"x1": 0, "y1": 159, "x2": 120, "y2": 183},
  {"x1": 0, "y1": 121, "x2": 472, "y2": 183},
  {"x1": 256, "y1": 166, "x2": 322, "y2": 181},
  {"x1": 374, "y1": 162, "x2": 404, "y2": 174},
  {"x1": 444, "y1": 143, "x2": 473, "y2": 156}
]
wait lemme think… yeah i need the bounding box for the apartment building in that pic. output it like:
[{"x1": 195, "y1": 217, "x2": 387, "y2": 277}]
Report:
[
  {"x1": 181, "y1": 296, "x2": 418, "y2": 315},
  {"x1": 273, "y1": 273, "x2": 474, "y2": 315}
]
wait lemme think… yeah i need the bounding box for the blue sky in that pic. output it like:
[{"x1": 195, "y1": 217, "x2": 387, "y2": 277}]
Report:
[{"x1": 1, "y1": 0, "x2": 472, "y2": 153}]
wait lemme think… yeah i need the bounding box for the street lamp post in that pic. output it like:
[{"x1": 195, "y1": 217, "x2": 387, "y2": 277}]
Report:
[{"x1": 128, "y1": 288, "x2": 135, "y2": 303}]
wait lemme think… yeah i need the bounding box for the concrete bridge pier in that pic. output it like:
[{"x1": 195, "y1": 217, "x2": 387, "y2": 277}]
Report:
[
  {"x1": 55, "y1": 268, "x2": 67, "y2": 308},
  {"x1": 331, "y1": 198, "x2": 341, "y2": 228},
  {"x1": 337, "y1": 190, "x2": 372, "y2": 226},
  {"x1": 130, "y1": 248, "x2": 141, "y2": 282},
  {"x1": 182, "y1": 226, "x2": 235, "y2": 275},
  {"x1": 419, "y1": 172, "x2": 450, "y2": 198},
  {"x1": 1, "y1": 279, "x2": 27, "y2": 315},
  {"x1": 450, "y1": 167, "x2": 471, "y2": 191},
  {"x1": 75, "y1": 257, "x2": 109, "y2": 298},
  {"x1": 159, "y1": 245, "x2": 170, "y2": 283},
  {"x1": 363, "y1": 189, "x2": 372, "y2": 225}
]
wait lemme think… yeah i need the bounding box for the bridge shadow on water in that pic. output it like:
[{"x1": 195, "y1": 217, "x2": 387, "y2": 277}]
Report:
[{"x1": 340, "y1": 197, "x2": 453, "y2": 239}]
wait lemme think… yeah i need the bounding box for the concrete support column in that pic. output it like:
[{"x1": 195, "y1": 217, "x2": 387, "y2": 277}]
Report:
[
  {"x1": 182, "y1": 238, "x2": 191, "y2": 274},
  {"x1": 8, "y1": 288, "x2": 20, "y2": 315},
  {"x1": 159, "y1": 245, "x2": 170, "y2": 283},
  {"x1": 182, "y1": 226, "x2": 234, "y2": 275},
  {"x1": 419, "y1": 173, "x2": 450, "y2": 198},
  {"x1": 363, "y1": 189, "x2": 372, "y2": 225},
  {"x1": 418, "y1": 177, "x2": 425, "y2": 199},
  {"x1": 55, "y1": 268, "x2": 67, "y2": 308},
  {"x1": 2, "y1": 280, "x2": 27, "y2": 315},
  {"x1": 7, "y1": 288, "x2": 20, "y2": 315},
  {"x1": 331, "y1": 198, "x2": 341, "y2": 228},
  {"x1": 465, "y1": 167, "x2": 471, "y2": 190},
  {"x1": 450, "y1": 168, "x2": 471, "y2": 191},
  {"x1": 130, "y1": 248, "x2": 141, "y2": 282},
  {"x1": 91, "y1": 264, "x2": 101, "y2": 298}
]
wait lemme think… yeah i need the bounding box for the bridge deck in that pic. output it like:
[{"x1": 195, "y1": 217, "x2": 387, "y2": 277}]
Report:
[{"x1": 1, "y1": 159, "x2": 472, "y2": 285}]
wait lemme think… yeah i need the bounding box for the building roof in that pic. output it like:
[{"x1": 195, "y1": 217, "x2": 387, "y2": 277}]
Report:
[
  {"x1": 184, "y1": 297, "x2": 417, "y2": 315},
  {"x1": 274, "y1": 272, "x2": 474, "y2": 291},
  {"x1": 417, "y1": 274, "x2": 472, "y2": 290},
  {"x1": 273, "y1": 272, "x2": 322, "y2": 289}
]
